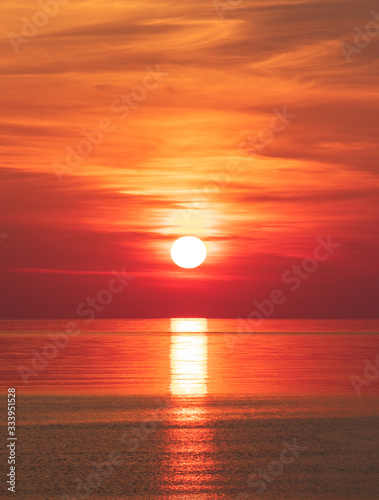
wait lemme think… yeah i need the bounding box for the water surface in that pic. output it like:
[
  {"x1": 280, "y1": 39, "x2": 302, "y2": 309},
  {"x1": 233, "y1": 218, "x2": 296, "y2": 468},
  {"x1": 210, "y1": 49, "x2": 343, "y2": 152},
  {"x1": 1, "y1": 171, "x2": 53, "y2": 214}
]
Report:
[{"x1": 0, "y1": 319, "x2": 378, "y2": 499}]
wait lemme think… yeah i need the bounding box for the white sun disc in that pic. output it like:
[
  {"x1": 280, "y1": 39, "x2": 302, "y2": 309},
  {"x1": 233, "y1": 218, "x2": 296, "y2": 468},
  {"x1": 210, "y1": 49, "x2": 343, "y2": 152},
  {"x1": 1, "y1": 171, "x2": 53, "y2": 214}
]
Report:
[{"x1": 171, "y1": 236, "x2": 207, "y2": 269}]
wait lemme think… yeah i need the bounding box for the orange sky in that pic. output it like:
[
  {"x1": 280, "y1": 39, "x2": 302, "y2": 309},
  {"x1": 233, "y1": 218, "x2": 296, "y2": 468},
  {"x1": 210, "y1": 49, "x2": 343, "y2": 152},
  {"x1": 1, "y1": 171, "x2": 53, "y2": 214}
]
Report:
[{"x1": 0, "y1": 0, "x2": 378, "y2": 318}]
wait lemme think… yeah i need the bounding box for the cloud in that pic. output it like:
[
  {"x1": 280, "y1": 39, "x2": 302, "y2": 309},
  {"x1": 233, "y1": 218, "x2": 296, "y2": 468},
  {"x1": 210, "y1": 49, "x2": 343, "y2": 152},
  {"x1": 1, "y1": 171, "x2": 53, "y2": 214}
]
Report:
[{"x1": 1, "y1": 0, "x2": 379, "y2": 317}]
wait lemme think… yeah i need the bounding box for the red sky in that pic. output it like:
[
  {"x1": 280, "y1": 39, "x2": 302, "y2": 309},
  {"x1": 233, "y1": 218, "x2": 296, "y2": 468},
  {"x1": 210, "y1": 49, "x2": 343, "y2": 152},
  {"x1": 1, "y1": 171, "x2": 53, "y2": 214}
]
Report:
[{"x1": 0, "y1": 0, "x2": 378, "y2": 319}]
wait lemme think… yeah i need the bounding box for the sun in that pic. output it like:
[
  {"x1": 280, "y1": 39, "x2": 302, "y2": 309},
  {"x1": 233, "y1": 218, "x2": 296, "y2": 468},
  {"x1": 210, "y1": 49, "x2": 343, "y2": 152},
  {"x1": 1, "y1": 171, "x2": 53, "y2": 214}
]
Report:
[{"x1": 171, "y1": 236, "x2": 207, "y2": 269}]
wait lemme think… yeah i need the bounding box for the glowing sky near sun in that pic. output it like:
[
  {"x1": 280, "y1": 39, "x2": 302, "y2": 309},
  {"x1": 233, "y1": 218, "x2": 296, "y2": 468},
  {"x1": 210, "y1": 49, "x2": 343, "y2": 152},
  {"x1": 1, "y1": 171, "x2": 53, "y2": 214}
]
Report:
[{"x1": 0, "y1": 0, "x2": 378, "y2": 318}]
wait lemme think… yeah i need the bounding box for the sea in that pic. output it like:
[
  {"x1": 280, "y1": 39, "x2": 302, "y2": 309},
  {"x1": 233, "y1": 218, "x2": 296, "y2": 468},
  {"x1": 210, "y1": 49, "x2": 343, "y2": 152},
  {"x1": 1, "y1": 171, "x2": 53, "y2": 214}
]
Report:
[{"x1": 0, "y1": 319, "x2": 378, "y2": 499}]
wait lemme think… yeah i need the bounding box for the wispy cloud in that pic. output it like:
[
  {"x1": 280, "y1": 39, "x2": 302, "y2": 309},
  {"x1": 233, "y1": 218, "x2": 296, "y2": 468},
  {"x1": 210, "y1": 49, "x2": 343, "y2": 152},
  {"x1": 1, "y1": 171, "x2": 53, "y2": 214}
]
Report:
[{"x1": 0, "y1": 0, "x2": 378, "y2": 317}]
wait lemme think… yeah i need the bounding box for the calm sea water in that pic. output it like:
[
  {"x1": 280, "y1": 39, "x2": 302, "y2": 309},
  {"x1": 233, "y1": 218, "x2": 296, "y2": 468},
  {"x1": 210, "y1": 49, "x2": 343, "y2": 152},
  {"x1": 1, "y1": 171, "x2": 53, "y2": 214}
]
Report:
[
  {"x1": 0, "y1": 319, "x2": 378, "y2": 499},
  {"x1": 1, "y1": 318, "x2": 379, "y2": 333}
]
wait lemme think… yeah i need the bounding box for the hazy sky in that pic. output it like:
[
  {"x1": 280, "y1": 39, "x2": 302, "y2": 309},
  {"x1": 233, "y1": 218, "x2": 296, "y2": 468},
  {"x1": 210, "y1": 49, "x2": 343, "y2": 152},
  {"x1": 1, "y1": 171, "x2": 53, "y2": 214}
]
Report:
[{"x1": 1, "y1": 0, "x2": 378, "y2": 318}]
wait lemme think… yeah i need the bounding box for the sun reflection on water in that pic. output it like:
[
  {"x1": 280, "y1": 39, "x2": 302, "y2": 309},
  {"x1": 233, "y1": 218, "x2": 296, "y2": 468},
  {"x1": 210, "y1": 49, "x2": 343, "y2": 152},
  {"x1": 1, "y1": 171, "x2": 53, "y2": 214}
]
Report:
[
  {"x1": 170, "y1": 318, "x2": 208, "y2": 333},
  {"x1": 159, "y1": 319, "x2": 216, "y2": 496},
  {"x1": 170, "y1": 319, "x2": 208, "y2": 397}
]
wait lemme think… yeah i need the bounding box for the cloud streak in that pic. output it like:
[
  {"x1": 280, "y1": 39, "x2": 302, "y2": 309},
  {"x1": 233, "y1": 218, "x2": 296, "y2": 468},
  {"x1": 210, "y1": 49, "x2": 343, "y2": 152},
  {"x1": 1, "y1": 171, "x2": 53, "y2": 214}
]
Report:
[{"x1": 0, "y1": 0, "x2": 378, "y2": 317}]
